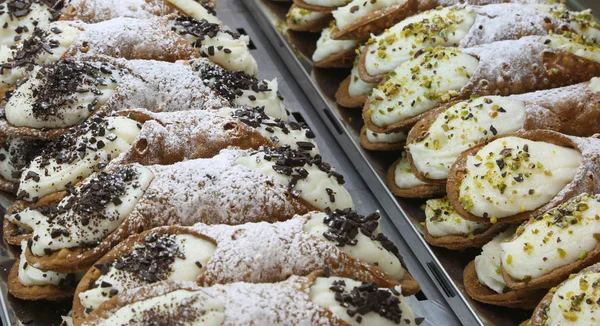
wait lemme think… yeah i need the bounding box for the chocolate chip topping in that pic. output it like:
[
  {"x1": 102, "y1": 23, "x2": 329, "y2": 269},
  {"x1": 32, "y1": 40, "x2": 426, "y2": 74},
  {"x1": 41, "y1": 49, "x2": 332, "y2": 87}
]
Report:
[
  {"x1": 1, "y1": 26, "x2": 62, "y2": 74},
  {"x1": 197, "y1": 0, "x2": 216, "y2": 16},
  {"x1": 330, "y1": 280, "x2": 405, "y2": 323},
  {"x1": 172, "y1": 16, "x2": 237, "y2": 47},
  {"x1": 0, "y1": 137, "x2": 48, "y2": 179},
  {"x1": 0, "y1": 0, "x2": 59, "y2": 20},
  {"x1": 231, "y1": 106, "x2": 315, "y2": 141},
  {"x1": 322, "y1": 208, "x2": 401, "y2": 259}
]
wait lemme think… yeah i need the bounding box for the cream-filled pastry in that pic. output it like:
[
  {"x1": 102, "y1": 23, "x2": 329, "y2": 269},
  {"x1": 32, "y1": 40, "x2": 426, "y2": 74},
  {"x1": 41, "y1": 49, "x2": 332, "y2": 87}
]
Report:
[
  {"x1": 302, "y1": 0, "x2": 347, "y2": 9},
  {"x1": 348, "y1": 60, "x2": 376, "y2": 98},
  {"x1": 0, "y1": 137, "x2": 47, "y2": 183},
  {"x1": 0, "y1": 0, "x2": 59, "y2": 47},
  {"x1": 539, "y1": 32, "x2": 600, "y2": 63},
  {"x1": 542, "y1": 270, "x2": 600, "y2": 325},
  {"x1": 312, "y1": 25, "x2": 358, "y2": 63},
  {"x1": 167, "y1": 0, "x2": 221, "y2": 24},
  {"x1": 425, "y1": 197, "x2": 487, "y2": 238},
  {"x1": 333, "y1": 0, "x2": 400, "y2": 32},
  {"x1": 17, "y1": 241, "x2": 73, "y2": 288},
  {"x1": 532, "y1": 4, "x2": 600, "y2": 43},
  {"x1": 365, "y1": 128, "x2": 406, "y2": 144},
  {"x1": 473, "y1": 226, "x2": 517, "y2": 294},
  {"x1": 458, "y1": 137, "x2": 582, "y2": 221},
  {"x1": 393, "y1": 152, "x2": 427, "y2": 190},
  {"x1": 287, "y1": 6, "x2": 329, "y2": 26}
]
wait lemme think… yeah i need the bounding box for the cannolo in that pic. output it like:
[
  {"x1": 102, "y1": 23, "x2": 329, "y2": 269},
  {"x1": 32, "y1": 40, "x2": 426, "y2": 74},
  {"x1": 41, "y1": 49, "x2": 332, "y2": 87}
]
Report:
[
  {"x1": 359, "y1": 126, "x2": 406, "y2": 151},
  {"x1": 364, "y1": 35, "x2": 600, "y2": 133},
  {"x1": 500, "y1": 193, "x2": 600, "y2": 291},
  {"x1": 406, "y1": 79, "x2": 600, "y2": 184},
  {"x1": 385, "y1": 152, "x2": 445, "y2": 198},
  {"x1": 7, "y1": 146, "x2": 352, "y2": 272},
  {"x1": 0, "y1": 0, "x2": 61, "y2": 48},
  {"x1": 463, "y1": 226, "x2": 547, "y2": 309},
  {"x1": 447, "y1": 131, "x2": 600, "y2": 225},
  {"x1": 358, "y1": 4, "x2": 594, "y2": 84},
  {"x1": 286, "y1": 5, "x2": 332, "y2": 33},
  {"x1": 335, "y1": 52, "x2": 374, "y2": 109},
  {"x1": 529, "y1": 263, "x2": 600, "y2": 326},
  {"x1": 532, "y1": 4, "x2": 600, "y2": 43},
  {"x1": 71, "y1": 210, "x2": 418, "y2": 321},
  {"x1": 330, "y1": 0, "x2": 551, "y2": 41},
  {"x1": 61, "y1": 0, "x2": 219, "y2": 25},
  {"x1": 82, "y1": 275, "x2": 416, "y2": 326},
  {"x1": 312, "y1": 23, "x2": 358, "y2": 68},
  {"x1": 0, "y1": 137, "x2": 48, "y2": 193},
  {"x1": 0, "y1": 17, "x2": 200, "y2": 94},
  {"x1": 170, "y1": 16, "x2": 258, "y2": 75},
  {"x1": 293, "y1": 0, "x2": 346, "y2": 13},
  {"x1": 423, "y1": 196, "x2": 508, "y2": 250},
  {"x1": 0, "y1": 57, "x2": 229, "y2": 139}
]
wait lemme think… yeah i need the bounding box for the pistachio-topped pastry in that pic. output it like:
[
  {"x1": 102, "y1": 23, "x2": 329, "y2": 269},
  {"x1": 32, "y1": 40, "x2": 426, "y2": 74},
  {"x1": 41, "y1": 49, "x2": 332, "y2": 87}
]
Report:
[
  {"x1": 533, "y1": 4, "x2": 600, "y2": 42},
  {"x1": 425, "y1": 197, "x2": 488, "y2": 239},
  {"x1": 474, "y1": 226, "x2": 517, "y2": 294}
]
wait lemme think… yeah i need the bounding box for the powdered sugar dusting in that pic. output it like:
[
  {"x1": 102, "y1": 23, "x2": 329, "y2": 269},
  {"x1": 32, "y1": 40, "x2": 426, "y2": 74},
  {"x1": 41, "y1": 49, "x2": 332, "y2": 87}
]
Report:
[{"x1": 64, "y1": 0, "x2": 177, "y2": 23}]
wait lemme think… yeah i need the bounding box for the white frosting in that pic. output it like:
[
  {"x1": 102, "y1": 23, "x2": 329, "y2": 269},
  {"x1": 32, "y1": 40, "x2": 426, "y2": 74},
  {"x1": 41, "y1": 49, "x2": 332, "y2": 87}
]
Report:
[
  {"x1": 303, "y1": 212, "x2": 405, "y2": 279},
  {"x1": 334, "y1": 0, "x2": 400, "y2": 30},
  {"x1": 303, "y1": 0, "x2": 347, "y2": 8},
  {"x1": 590, "y1": 77, "x2": 600, "y2": 93},
  {"x1": 234, "y1": 152, "x2": 354, "y2": 211},
  {"x1": 18, "y1": 117, "x2": 141, "y2": 201},
  {"x1": 167, "y1": 0, "x2": 221, "y2": 24},
  {"x1": 233, "y1": 79, "x2": 289, "y2": 122},
  {"x1": 474, "y1": 226, "x2": 516, "y2": 294},
  {"x1": 364, "y1": 7, "x2": 476, "y2": 76},
  {"x1": 95, "y1": 289, "x2": 224, "y2": 326},
  {"x1": 309, "y1": 277, "x2": 415, "y2": 326},
  {"x1": 365, "y1": 128, "x2": 406, "y2": 144},
  {"x1": 425, "y1": 197, "x2": 487, "y2": 237},
  {"x1": 545, "y1": 272, "x2": 600, "y2": 325},
  {"x1": 501, "y1": 194, "x2": 600, "y2": 281},
  {"x1": 312, "y1": 26, "x2": 358, "y2": 63},
  {"x1": 407, "y1": 96, "x2": 526, "y2": 180},
  {"x1": 543, "y1": 33, "x2": 600, "y2": 63},
  {"x1": 17, "y1": 241, "x2": 69, "y2": 287},
  {"x1": 368, "y1": 48, "x2": 479, "y2": 128},
  {"x1": 0, "y1": 3, "x2": 53, "y2": 47},
  {"x1": 79, "y1": 234, "x2": 215, "y2": 313},
  {"x1": 287, "y1": 7, "x2": 328, "y2": 25},
  {"x1": 348, "y1": 63, "x2": 376, "y2": 97},
  {"x1": 16, "y1": 166, "x2": 154, "y2": 256},
  {"x1": 198, "y1": 32, "x2": 258, "y2": 76},
  {"x1": 458, "y1": 137, "x2": 582, "y2": 220},
  {"x1": 394, "y1": 152, "x2": 426, "y2": 189},
  {"x1": 4, "y1": 64, "x2": 122, "y2": 129}
]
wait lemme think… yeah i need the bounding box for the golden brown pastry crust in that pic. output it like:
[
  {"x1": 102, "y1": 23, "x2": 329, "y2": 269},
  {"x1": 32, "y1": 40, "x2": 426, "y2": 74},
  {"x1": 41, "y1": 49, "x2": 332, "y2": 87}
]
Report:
[
  {"x1": 359, "y1": 126, "x2": 405, "y2": 151},
  {"x1": 7, "y1": 259, "x2": 75, "y2": 301},
  {"x1": 314, "y1": 47, "x2": 357, "y2": 69},
  {"x1": 423, "y1": 222, "x2": 508, "y2": 251},
  {"x1": 286, "y1": 5, "x2": 333, "y2": 32},
  {"x1": 335, "y1": 75, "x2": 368, "y2": 109},
  {"x1": 386, "y1": 158, "x2": 445, "y2": 199}
]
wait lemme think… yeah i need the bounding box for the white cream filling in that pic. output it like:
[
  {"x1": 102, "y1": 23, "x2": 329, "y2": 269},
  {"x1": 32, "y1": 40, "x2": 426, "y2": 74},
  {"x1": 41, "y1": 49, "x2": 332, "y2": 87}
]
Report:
[
  {"x1": 1, "y1": 23, "x2": 82, "y2": 90},
  {"x1": 304, "y1": 0, "x2": 348, "y2": 8},
  {"x1": 310, "y1": 277, "x2": 415, "y2": 326},
  {"x1": 95, "y1": 289, "x2": 224, "y2": 326},
  {"x1": 364, "y1": 7, "x2": 476, "y2": 76},
  {"x1": 287, "y1": 7, "x2": 328, "y2": 25},
  {"x1": 17, "y1": 241, "x2": 69, "y2": 287},
  {"x1": 167, "y1": 0, "x2": 221, "y2": 25},
  {"x1": 348, "y1": 63, "x2": 376, "y2": 97},
  {"x1": 530, "y1": 4, "x2": 600, "y2": 44},
  {"x1": 303, "y1": 212, "x2": 405, "y2": 279},
  {"x1": 0, "y1": 3, "x2": 53, "y2": 47},
  {"x1": 407, "y1": 96, "x2": 526, "y2": 180},
  {"x1": 545, "y1": 272, "x2": 600, "y2": 325},
  {"x1": 425, "y1": 197, "x2": 487, "y2": 237},
  {"x1": 25, "y1": 166, "x2": 153, "y2": 256},
  {"x1": 368, "y1": 49, "x2": 479, "y2": 128},
  {"x1": 543, "y1": 33, "x2": 600, "y2": 63},
  {"x1": 474, "y1": 226, "x2": 516, "y2": 294},
  {"x1": 79, "y1": 234, "x2": 215, "y2": 313},
  {"x1": 199, "y1": 32, "x2": 258, "y2": 76},
  {"x1": 394, "y1": 152, "x2": 426, "y2": 189},
  {"x1": 458, "y1": 137, "x2": 582, "y2": 220},
  {"x1": 365, "y1": 128, "x2": 406, "y2": 144},
  {"x1": 234, "y1": 152, "x2": 354, "y2": 211},
  {"x1": 334, "y1": 0, "x2": 401, "y2": 30},
  {"x1": 589, "y1": 77, "x2": 600, "y2": 93},
  {"x1": 4, "y1": 65, "x2": 122, "y2": 129},
  {"x1": 312, "y1": 26, "x2": 358, "y2": 63},
  {"x1": 233, "y1": 79, "x2": 289, "y2": 122},
  {"x1": 501, "y1": 194, "x2": 600, "y2": 281},
  {"x1": 18, "y1": 117, "x2": 141, "y2": 201}
]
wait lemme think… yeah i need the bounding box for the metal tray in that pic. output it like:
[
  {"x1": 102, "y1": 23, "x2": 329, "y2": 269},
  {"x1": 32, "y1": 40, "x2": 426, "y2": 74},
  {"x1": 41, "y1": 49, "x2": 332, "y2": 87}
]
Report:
[
  {"x1": 240, "y1": 0, "x2": 600, "y2": 325},
  {"x1": 0, "y1": 0, "x2": 460, "y2": 324}
]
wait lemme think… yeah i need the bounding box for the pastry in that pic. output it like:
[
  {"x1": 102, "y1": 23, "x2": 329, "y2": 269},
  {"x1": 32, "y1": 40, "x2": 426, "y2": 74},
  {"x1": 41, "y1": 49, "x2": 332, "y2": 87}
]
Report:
[
  {"x1": 334, "y1": 51, "x2": 374, "y2": 109},
  {"x1": 0, "y1": 0, "x2": 61, "y2": 48},
  {"x1": 312, "y1": 23, "x2": 358, "y2": 68},
  {"x1": 292, "y1": 0, "x2": 345, "y2": 13},
  {"x1": 286, "y1": 5, "x2": 332, "y2": 33},
  {"x1": 364, "y1": 35, "x2": 600, "y2": 133},
  {"x1": 0, "y1": 137, "x2": 48, "y2": 193},
  {"x1": 82, "y1": 275, "x2": 416, "y2": 326},
  {"x1": 359, "y1": 126, "x2": 406, "y2": 151},
  {"x1": 447, "y1": 131, "x2": 600, "y2": 225},
  {"x1": 385, "y1": 151, "x2": 445, "y2": 198},
  {"x1": 406, "y1": 78, "x2": 600, "y2": 184}
]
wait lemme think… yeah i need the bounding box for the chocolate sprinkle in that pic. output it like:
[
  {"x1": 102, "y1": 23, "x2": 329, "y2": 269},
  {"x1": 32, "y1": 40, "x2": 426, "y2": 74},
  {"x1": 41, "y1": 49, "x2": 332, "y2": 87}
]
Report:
[
  {"x1": 230, "y1": 106, "x2": 314, "y2": 144},
  {"x1": 330, "y1": 280, "x2": 405, "y2": 323},
  {"x1": 171, "y1": 16, "x2": 239, "y2": 49}
]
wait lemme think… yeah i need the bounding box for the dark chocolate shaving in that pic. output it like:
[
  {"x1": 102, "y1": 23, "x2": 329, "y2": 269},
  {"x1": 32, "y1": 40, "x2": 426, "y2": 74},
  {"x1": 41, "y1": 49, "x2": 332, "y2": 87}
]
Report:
[
  {"x1": 330, "y1": 280, "x2": 405, "y2": 323},
  {"x1": 231, "y1": 106, "x2": 314, "y2": 143}
]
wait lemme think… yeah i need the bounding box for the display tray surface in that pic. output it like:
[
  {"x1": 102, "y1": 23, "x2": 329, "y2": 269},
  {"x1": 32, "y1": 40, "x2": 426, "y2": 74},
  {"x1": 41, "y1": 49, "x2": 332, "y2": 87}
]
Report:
[
  {"x1": 0, "y1": 0, "x2": 459, "y2": 325},
  {"x1": 241, "y1": 0, "x2": 600, "y2": 325}
]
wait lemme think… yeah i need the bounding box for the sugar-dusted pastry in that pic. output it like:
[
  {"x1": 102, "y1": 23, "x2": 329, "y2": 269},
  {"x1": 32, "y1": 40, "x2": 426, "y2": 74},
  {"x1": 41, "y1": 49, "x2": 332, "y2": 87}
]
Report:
[
  {"x1": 71, "y1": 210, "x2": 418, "y2": 321},
  {"x1": 0, "y1": 137, "x2": 48, "y2": 193},
  {"x1": 61, "y1": 0, "x2": 219, "y2": 25},
  {"x1": 335, "y1": 52, "x2": 375, "y2": 109},
  {"x1": 312, "y1": 23, "x2": 358, "y2": 68},
  {"x1": 407, "y1": 79, "x2": 600, "y2": 184},
  {"x1": 170, "y1": 16, "x2": 258, "y2": 75},
  {"x1": 286, "y1": 5, "x2": 332, "y2": 33},
  {"x1": 501, "y1": 193, "x2": 600, "y2": 291},
  {"x1": 363, "y1": 35, "x2": 600, "y2": 133},
  {"x1": 447, "y1": 131, "x2": 600, "y2": 225},
  {"x1": 358, "y1": 4, "x2": 596, "y2": 83},
  {"x1": 330, "y1": 0, "x2": 550, "y2": 41},
  {"x1": 463, "y1": 226, "x2": 547, "y2": 308},
  {"x1": 7, "y1": 146, "x2": 352, "y2": 272},
  {"x1": 359, "y1": 126, "x2": 406, "y2": 151},
  {"x1": 423, "y1": 196, "x2": 507, "y2": 250},
  {"x1": 529, "y1": 263, "x2": 600, "y2": 326},
  {"x1": 0, "y1": 0, "x2": 60, "y2": 48},
  {"x1": 532, "y1": 4, "x2": 600, "y2": 43},
  {"x1": 385, "y1": 152, "x2": 445, "y2": 198},
  {"x1": 82, "y1": 276, "x2": 416, "y2": 326},
  {"x1": 0, "y1": 17, "x2": 200, "y2": 94}
]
